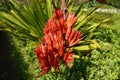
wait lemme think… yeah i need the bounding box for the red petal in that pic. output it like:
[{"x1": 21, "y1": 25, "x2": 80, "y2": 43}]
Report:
[
  {"x1": 67, "y1": 13, "x2": 77, "y2": 28},
  {"x1": 63, "y1": 49, "x2": 74, "y2": 63},
  {"x1": 65, "y1": 27, "x2": 72, "y2": 40}
]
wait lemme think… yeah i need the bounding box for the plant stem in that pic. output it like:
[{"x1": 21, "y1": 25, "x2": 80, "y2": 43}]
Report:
[{"x1": 60, "y1": 0, "x2": 68, "y2": 20}]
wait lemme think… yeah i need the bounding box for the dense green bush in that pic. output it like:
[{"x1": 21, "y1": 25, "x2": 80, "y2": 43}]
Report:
[{"x1": 85, "y1": 12, "x2": 120, "y2": 79}]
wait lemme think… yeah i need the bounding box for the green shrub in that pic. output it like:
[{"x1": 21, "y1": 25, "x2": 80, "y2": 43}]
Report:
[{"x1": 1, "y1": 0, "x2": 120, "y2": 80}]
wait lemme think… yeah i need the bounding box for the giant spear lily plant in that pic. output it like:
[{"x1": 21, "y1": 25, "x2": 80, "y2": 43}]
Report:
[{"x1": 0, "y1": 0, "x2": 109, "y2": 78}]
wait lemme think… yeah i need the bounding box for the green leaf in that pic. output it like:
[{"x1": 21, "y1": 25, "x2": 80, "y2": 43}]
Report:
[
  {"x1": 46, "y1": 0, "x2": 53, "y2": 18},
  {"x1": 75, "y1": 3, "x2": 84, "y2": 16},
  {"x1": 0, "y1": 21, "x2": 3, "y2": 26},
  {"x1": 87, "y1": 18, "x2": 110, "y2": 33},
  {"x1": 0, "y1": 0, "x2": 54, "y2": 41},
  {"x1": 74, "y1": 5, "x2": 102, "y2": 30},
  {"x1": 73, "y1": 40, "x2": 100, "y2": 51}
]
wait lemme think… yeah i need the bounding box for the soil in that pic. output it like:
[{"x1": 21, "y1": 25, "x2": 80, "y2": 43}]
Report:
[{"x1": 0, "y1": 31, "x2": 20, "y2": 80}]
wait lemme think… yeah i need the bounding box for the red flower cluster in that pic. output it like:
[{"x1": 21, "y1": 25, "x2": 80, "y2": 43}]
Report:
[{"x1": 35, "y1": 8, "x2": 82, "y2": 77}]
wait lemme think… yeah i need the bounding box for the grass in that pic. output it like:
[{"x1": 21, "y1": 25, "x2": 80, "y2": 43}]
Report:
[{"x1": 10, "y1": 7, "x2": 120, "y2": 80}]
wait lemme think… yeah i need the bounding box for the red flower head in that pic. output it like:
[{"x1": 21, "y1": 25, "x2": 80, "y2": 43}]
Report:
[{"x1": 35, "y1": 8, "x2": 82, "y2": 77}]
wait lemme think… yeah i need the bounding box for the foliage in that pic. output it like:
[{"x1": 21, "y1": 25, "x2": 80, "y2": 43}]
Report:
[
  {"x1": 10, "y1": 37, "x2": 38, "y2": 80},
  {"x1": 0, "y1": 0, "x2": 53, "y2": 41},
  {"x1": 106, "y1": 0, "x2": 120, "y2": 8},
  {"x1": 13, "y1": 12, "x2": 120, "y2": 80},
  {"x1": 85, "y1": 12, "x2": 120, "y2": 80},
  {"x1": 11, "y1": 15, "x2": 120, "y2": 79},
  {"x1": 0, "y1": 0, "x2": 106, "y2": 60},
  {"x1": 0, "y1": 0, "x2": 116, "y2": 80}
]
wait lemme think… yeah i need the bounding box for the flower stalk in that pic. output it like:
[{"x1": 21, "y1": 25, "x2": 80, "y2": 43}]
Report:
[{"x1": 60, "y1": 0, "x2": 68, "y2": 20}]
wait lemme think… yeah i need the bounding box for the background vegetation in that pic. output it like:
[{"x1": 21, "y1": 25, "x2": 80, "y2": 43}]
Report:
[
  {"x1": 11, "y1": 7, "x2": 120, "y2": 80},
  {"x1": 0, "y1": 0, "x2": 120, "y2": 80},
  {"x1": 106, "y1": 0, "x2": 120, "y2": 8}
]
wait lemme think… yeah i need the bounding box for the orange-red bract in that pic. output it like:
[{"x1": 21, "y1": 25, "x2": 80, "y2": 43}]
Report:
[{"x1": 35, "y1": 8, "x2": 82, "y2": 77}]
